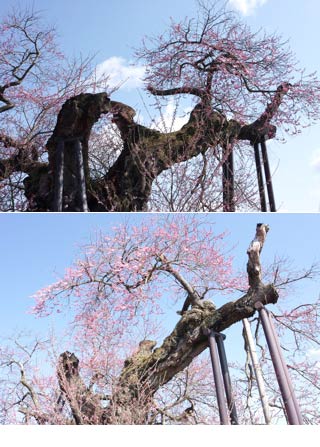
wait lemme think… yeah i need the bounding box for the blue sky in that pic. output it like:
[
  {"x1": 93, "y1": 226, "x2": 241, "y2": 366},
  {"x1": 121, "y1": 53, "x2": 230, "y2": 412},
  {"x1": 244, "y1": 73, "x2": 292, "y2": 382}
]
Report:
[
  {"x1": 2, "y1": 0, "x2": 320, "y2": 211},
  {"x1": 1, "y1": 213, "x2": 319, "y2": 344}
]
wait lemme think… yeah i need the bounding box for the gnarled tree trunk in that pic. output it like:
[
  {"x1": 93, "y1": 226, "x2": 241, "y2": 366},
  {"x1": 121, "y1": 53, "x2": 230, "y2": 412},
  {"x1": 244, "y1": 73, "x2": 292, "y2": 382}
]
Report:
[{"x1": 1, "y1": 84, "x2": 288, "y2": 212}]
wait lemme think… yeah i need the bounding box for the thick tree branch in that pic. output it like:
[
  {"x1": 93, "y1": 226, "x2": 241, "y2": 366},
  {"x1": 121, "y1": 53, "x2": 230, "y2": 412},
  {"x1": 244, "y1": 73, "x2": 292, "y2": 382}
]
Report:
[
  {"x1": 247, "y1": 223, "x2": 270, "y2": 290},
  {"x1": 238, "y1": 83, "x2": 291, "y2": 144},
  {"x1": 0, "y1": 133, "x2": 44, "y2": 180},
  {"x1": 147, "y1": 85, "x2": 204, "y2": 99},
  {"x1": 158, "y1": 253, "x2": 204, "y2": 312},
  {"x1": 113, "y1": 286, "x2": 278, "y2": 410},
  {"x1": 98, "y1": 100, "x2": 232, "y2": 211},
  {"x1": 10, "y1": 82, "x2": 289, "y2": 211},
  {"x1": 0, "y1": 93, "x2": 15, "y2": 113}
]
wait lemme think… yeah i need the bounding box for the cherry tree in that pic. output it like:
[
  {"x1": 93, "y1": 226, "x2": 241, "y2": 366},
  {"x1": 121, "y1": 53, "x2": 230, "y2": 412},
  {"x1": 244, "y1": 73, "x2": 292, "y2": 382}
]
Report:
[
  {"x1": 1, "y1": 1, "x2": 320, "y2": 211},
  {"x1": 0, "y1": 215, "x2": 319, "y2": 424}
]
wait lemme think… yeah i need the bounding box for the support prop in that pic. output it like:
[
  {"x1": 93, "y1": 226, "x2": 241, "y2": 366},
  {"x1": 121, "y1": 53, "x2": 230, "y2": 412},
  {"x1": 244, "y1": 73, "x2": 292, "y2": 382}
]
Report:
[
  {"x1": 215, "y1": 333, "x2": 238, "y2": 424},
  {"x1": 74, "y1": 139, "x2": 89, "y2": 212},
  {"x1": 260, "y1": 136, "x2": 276, "y2": 212},
  {"x1": 267, "y1": 310, "x2": 303, "y2": 424},
  {"x1": 53, "y1": 137, "x2": 89, "y2": 212},
  {"x1": 204, "y1": 329, "x2": 238, "y2": 425},
  {"x1": 242, "y1": 318, "x2": 271, "y2": 424},
  {"x1": 222, "y1": 144, "x2": 235, "y2": 212},
  {"x1": 53, "y1": 139, "x2": 65, "y2": 212},
  {"x1": 253, "y1": 138, "x2": 276, "y2": 212},
  {"x1": 254, "y1": 301, "x2": 303, "y2": 425},
  {"x1": 253, "y1": 142, "x2": 267, "y2": 212}
]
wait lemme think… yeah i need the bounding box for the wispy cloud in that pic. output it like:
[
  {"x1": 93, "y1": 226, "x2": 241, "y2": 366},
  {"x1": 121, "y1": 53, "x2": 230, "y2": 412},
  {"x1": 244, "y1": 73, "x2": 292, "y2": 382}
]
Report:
[
  {"x1": 151, "y1": 99, "x2": 192, "y2": 132},
  {"x1": 229, "y1": 0, "x2": 268, "y2": 15},
  {"x1": 96, "y1": 57, "x2": 146, "y2": 90}
]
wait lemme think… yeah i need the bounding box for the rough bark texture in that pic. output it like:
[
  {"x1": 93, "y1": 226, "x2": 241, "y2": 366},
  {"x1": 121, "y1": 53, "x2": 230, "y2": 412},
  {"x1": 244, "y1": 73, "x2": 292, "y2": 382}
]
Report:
[
  {"x1": 247, "y1": 223, "x2": 270, "y2": 289},
  {"x1": 57, "y1": 224, "x2": 279, "y2": 424},
  {"x1": 57, "y1": 351, "x2": 107, "y2": 424},
  {"x1": 0, "y1": 85, "x2": 288, "y2": 212},
  {"x1": 111, "y1": 285, "x2": 278, "y2": 423}
]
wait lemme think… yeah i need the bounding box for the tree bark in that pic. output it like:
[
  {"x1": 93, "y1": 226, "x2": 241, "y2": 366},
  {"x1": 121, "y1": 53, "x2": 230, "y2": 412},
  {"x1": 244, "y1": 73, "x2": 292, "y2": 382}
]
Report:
[{"x1": 57, "y1": 351, "x2": 107, "y2": 424}]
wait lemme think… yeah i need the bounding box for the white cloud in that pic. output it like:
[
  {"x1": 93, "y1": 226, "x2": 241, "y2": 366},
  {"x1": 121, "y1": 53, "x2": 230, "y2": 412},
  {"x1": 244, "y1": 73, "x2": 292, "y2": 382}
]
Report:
[
  {"x1": 229, "y1": 0, "x2": 267, "y2": 15},
  {"x1": 96, "y1": 57, "x2": 146, "y2": 90},
  {"x1": 151, "y1": 99, "x2": 192, "y2": 132}
]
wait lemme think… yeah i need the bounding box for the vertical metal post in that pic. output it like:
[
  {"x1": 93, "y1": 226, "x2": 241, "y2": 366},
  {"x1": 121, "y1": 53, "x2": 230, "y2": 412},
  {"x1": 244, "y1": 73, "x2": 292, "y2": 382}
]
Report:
[
  {"x1": 227, "y1": 148, "x2": 235, "y2": 212},
  {"x1": 253, "y1": 142, "x2": 267, "y2": 212},
  {"x1": 53, "y1": 139, "x2": 65, "y2": 212},
  {"x1": 222, "y1": 146, "x2": 230, "y2": 213},
  {"x1": 215, "y1": 333, "x2": 238, "y2": 424},
  {"x1": 206, "y1": 330, "x2": 230, "y2": 424},
  {"x1": 74, "y1": 139, "x2": 89, "y2": 212},
  {"x1": 222, "y1": 145, "x2": 235, "y2": 212},
  {"x1": 260, "y1": 137, "x2": 276, "y2": 212},
  {"x1": 255, "y1": 302, "x2": 301, "y2": 425},
  {"x1": 242, "y1": 318, "x2": 271, "y2": 424},
  {"x1": 267, "y1": 312, "x2": 304, "y2": 424}
]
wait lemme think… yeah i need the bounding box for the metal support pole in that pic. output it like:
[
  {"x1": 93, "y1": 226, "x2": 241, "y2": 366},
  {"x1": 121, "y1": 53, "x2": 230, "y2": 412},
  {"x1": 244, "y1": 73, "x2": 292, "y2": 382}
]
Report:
[
  {"x1": 53, "y1": 139, "x2": 65, "y2": 212},
  {"x1": 242, "y1": 318, "x2": 271, "y2": 424},
  {"x1": 267, "y1": 312, "x2": 304, "y2": 424},
  {"x1": 253, "y1": 142, "x2": 267, "y2": 212},
  {"x1": 227, "y1": 148, "x2": 235, "y2": 212},
  {"x1": 260, "y1": 137, "x2": 276, "y2": 212},
  {"x1": 255, "y1": 302, "x2": 301, "y2": 424},
  {"x1": 74, "y1": 139, "x2": 89, "y2": 212},
  {"x1": 222, "y1": 159, "x2": 229, "y2": 212},
  {"x1": 222, "y1": 145, "x2": 235, "y2": 212},
  {"x1": 206, "y1": 330, "x2": 230, "y2": 424},
  {"x1": 215, "y1": 333, "x2": 238, "y2": 424}
]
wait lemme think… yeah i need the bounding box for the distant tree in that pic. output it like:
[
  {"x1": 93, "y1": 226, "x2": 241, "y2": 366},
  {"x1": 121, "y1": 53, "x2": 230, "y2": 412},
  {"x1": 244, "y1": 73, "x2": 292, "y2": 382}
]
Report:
[
  {"x1": 1, "y1": 1, "x2": 320, "y2": 211},
  {"x1": 0, "y1": 216, "x2": 319, "y2": 424}
]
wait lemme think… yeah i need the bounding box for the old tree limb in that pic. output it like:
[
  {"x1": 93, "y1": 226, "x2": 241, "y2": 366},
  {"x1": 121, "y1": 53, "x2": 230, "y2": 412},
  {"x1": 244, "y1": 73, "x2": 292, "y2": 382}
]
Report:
[
  {"x1": 58, "y1": 224, "x2": 278, "y2": 424},
  {"x1": 0, "y1": 83, "x2": 289, "y2": 211}
]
